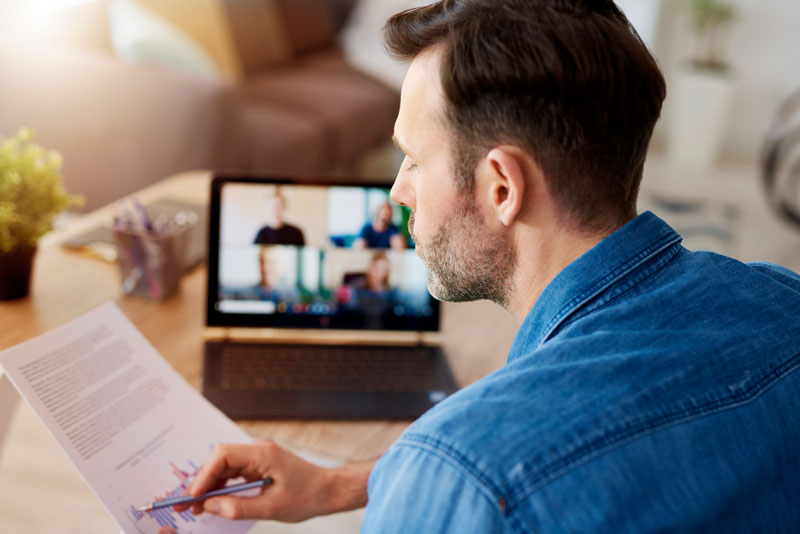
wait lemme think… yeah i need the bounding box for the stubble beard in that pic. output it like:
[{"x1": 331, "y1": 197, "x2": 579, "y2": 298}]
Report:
[{"x1": 409, "y1": 196, "x2": 516, "y2": 308}]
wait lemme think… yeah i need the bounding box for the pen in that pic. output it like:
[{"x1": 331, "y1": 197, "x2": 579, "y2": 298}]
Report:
[
  {"x1": 133, "y1": 198, "x2": 154, "y2": 233},
  {"x1": 135, "y1": 477, "x2": 273, "y2": 512}
]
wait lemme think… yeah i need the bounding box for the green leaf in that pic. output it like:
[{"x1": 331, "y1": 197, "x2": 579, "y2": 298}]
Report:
[{"x1": 0, "y1": 128, "x2": 84, "y2": 252}]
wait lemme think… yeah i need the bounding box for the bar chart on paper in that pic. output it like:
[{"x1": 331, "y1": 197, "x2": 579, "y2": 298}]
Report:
[
  {"x1": 102, "y1": 424, "x2": 260, "y2": 533},
  {"x1": 109, "y1": 433, "x2": 257, "y2": 534},
  {"x1": 126, "y1": 459, "x2": 202, "y2": 532}
]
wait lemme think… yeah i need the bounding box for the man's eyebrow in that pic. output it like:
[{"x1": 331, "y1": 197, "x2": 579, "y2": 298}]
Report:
[{"x1": 392, "y1": 134, "x2": 412, "y2": 157}]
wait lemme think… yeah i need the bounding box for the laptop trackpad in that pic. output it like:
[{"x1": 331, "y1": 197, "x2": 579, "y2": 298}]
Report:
[{"x1": 296, "y1": 392, "x2": 376, "y2": 419}]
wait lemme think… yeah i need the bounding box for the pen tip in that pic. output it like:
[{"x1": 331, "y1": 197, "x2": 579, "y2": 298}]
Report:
[{"x1": 136, "y1": 504, "x2": 152, "y2": 512}]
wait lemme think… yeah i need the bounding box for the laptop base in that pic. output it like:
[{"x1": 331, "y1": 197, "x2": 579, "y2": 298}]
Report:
[{"x1": 202, "y1": 341, "x2": 458, "y2": 419}]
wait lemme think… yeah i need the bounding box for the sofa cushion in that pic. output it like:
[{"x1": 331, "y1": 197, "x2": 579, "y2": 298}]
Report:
[
  {"x1": 218, "y1": 0, "x2": 357, "y2": 76},
  {"x1": 243, "y1": 50, "x2": 399, "y2": 169},
  {"x1": 276, "y1": 0, "x2": 356, "y2": 55},
  {"x1": 222, "y1": 102, "x2": 331, "y2": 174},
  {"x1": 221, "y1": 0, "x2": 294, "y2": 77}
]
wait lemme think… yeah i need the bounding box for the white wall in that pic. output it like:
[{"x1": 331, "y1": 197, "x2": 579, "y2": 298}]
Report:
[{"x1": 651, "y1": 0, "x2": 800, "y2": 162}]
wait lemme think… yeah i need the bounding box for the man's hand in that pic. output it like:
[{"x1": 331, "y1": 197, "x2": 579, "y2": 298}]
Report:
[{"x1": 173, "y1": 439, "x2": 374, "y2": 522}]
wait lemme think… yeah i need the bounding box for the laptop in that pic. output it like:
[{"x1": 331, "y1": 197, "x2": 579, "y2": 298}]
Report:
[{"x1": 202, "y1": 175, "x2": 458, "y2": 419}]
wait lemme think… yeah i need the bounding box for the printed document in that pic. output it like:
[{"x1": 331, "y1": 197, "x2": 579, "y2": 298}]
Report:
[{"x1": 0, "y1": 302, "x2": 256, "y2": 533}]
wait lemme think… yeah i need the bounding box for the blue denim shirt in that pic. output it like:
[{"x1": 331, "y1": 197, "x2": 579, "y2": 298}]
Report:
[{"x1": 362, "y1": 212, "x2": 800, "y2": 533}]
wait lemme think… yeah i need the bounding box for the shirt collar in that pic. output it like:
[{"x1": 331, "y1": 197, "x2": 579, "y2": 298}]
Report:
[{"x1": 506, "y1": 211, "x2": 682, "y2": 364}]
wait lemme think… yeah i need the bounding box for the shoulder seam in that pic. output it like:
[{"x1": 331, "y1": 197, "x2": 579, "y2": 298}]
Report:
[{"x1": 510, "y1": 350, "x2": 800, "y2": 508}]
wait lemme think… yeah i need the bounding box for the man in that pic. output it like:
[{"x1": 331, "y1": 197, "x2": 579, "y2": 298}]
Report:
[
  {"x1": 253, "y1": 188, "x2": 305, "y2": 246},
  {"x1": 353, "y1": 201, "x2": 407, "y2": 250},
  {"x1": 219, "y1": 246, "x2": 298, "y2": 303},
  {"x1": 174, "y1": 1, "x2": 800, "y2": 531}
]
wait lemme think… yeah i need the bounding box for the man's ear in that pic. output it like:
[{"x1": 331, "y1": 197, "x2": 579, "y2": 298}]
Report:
[{"x1": 481, "y1": 147, "x2": 528, "y2": 227}]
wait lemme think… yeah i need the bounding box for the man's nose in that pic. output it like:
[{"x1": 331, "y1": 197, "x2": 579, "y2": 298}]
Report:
[{"x1": 390, "y1": 169, "x2": 415, "y2": 210}]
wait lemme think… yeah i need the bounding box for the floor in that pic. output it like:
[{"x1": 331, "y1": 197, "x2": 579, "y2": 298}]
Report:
[{"x1": 2, "y1": 155, "x2": 800, "y2": 533}]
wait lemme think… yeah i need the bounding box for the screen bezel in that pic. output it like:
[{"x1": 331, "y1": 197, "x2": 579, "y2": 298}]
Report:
[{"x1": 206, "y1": 175, "x2": 440, "y2": 331}]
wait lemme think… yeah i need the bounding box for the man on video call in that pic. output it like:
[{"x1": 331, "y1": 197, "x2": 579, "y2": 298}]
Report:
[{"x1": 170, "y1": 1, "x2": 800, "y2": 531}]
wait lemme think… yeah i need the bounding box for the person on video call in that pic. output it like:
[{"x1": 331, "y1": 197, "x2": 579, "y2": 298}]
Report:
[
  {"x1": 253, "y1": 188, "x2": 305, "y2": 246},
  {"x1": 254, "y1": 246, "x2": 287, "y2": 300},
  {"x1": 353, "y1": 201, "x2": 407, "y2": 250},
  {"x1": 219, "y1": 246, "x2": 293, "y2": 302},
  {"x1": 363, "y1": 252, "x2": 392, "y2": 292},
  {"x1": 350, "y1": 252, "x2": 396, "y2": 329},
  {"x1": 168, "y1": 1, "x2": 800, "y2": 532}
]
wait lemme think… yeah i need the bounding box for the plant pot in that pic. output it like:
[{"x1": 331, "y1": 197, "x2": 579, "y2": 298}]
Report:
[
  {"x1": 666, "y1": 68, "x2": 735, "y2": 173},
  {"x1": 0, "y1": 246, "x2": 37, "y2": 300}
]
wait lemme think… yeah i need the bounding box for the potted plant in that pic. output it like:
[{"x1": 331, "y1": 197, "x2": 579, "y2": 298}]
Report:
[
  {"x1": 0, "y1": 128, "x2": 82, "y2": 300},
  {"x1": 666, "y1": 0, "x2": 737, "y2": 171}
]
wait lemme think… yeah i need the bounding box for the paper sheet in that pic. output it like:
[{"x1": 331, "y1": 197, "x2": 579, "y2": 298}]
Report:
[
  {"x1": 0, "y1": 369, "x2": 19, "y2": 461},
  {"x1": 0, "y1": 302, "x2": 256, "y2": 534}
]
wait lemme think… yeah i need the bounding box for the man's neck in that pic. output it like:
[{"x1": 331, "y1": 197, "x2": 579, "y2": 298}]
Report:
[{"x1": 505, "y1": 227, "x2": 612, "y2": 323}]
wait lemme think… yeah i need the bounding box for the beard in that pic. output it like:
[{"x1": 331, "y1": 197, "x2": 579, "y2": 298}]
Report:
[{"x1": 409, "y1": 195, "x2": 516, "y2": 307}]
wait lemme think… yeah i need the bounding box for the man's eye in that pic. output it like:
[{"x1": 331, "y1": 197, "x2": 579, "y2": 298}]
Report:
[{"x1": 407, "y1": 162, "x2": 418, "y2": 172}]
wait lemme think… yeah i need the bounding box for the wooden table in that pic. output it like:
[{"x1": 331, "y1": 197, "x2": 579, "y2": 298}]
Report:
[{"x1": 0, "y1": 171, "x2": 519, "y2": 464}]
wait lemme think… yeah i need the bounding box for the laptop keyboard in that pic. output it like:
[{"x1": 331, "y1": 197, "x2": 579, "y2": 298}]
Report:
[{"x1": 217, "y1": 343, "x2": 439, "y2": 392}]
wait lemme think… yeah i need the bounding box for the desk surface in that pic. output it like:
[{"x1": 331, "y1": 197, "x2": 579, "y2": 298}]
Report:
[{"x1": 0, "y1": 171, "x2": 519, "y2": 463}]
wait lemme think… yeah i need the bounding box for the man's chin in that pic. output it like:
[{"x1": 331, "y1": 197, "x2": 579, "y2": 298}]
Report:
[
  {"x1": 426, "y1": 282, "x2": 476, "y2": 303},
  {"x1": 425, "y1": 280, "x2": 447, "y2": 302},
  {"x1": 412, "y1": 242, "x2": 427, "y2": 263},
  {"x1": 426, "y1": 273, "x2": 467, "y2": 303}
]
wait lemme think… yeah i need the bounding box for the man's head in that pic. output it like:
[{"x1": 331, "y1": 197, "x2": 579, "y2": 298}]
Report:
[
  {"x1": 387, "y1": 0, "x2": 665, "y2": 231},
  {"x1": 263, "y1": 188, "x2": 288, "y2": 228},
  {"x1": 258, "y1": 246, "x2": 283, "y2": 289},
  {"x1": 367, "y1": 252, "x2": 391, "y2": 291},
  {"x1": 387, "y1": 0, "x2": 665, "y2": 308}
]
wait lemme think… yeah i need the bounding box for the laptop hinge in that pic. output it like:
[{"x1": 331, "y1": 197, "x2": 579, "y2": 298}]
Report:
[{"x1": 205, "y1": 327, "x2": 442, "y2": 346}]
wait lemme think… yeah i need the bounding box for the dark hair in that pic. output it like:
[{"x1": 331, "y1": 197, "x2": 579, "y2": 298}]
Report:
[{"x1": 385, "y1": 0, "x2": 666, "y2": 232}]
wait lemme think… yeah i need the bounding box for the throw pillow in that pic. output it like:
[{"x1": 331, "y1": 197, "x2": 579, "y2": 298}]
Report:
[
  {"x1": 108, "y1": 0, "x2": 221, "y2": 78},
  {"x1": 339, "y1": 0, "x2": 429, "y2": 90}
]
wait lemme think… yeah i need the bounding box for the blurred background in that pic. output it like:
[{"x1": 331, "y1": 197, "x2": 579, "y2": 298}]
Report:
[{"x1": 0, "y1": 0, "x2": 799, "y2": 261}]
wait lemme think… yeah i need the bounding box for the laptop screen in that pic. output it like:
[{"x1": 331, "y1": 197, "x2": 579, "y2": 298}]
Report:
[{"x1": 206, "y1": 176, "x2": 439, "y2": 331}]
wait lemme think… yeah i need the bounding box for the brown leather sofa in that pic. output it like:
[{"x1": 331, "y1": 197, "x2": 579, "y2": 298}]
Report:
[
  {"x1": 0, "y1": 0, "x2": 399, "y2": 211},
  {"x1": 218, "y1": 0, "x2": 400, "y2": 177}
]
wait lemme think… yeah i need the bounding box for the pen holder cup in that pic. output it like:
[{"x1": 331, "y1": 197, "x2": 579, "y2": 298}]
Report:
[{"x1": 113, "y1": 225, "x2": 191, "y2": 300}]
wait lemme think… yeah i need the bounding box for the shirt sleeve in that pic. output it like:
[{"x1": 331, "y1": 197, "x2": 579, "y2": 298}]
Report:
[
  {"x1": 748, "y1": 261, "x2": 800, "y2": 292},
  {"x1": 361, "y1": 443, "x2": 508, "y2": 534},
  {"x1": 359, "y1": 224, "x2": 373, "y2": 241},
  {"x1": 253, "y1": 227, "x2": 266, "y2": 244}
]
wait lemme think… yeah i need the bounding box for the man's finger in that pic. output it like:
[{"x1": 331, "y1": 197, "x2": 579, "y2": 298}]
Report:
[
  {"x1": 203, "y1": 495, "x2": 272, "y2": 521},
  {"x1": 173, "y1": 479, "x2": 226, "y2": 513},
  {"x1": 191, "y1": 443, "x2": 267, "y2": 496}
]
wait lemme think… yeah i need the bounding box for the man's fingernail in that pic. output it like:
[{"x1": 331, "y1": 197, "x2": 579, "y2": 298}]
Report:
[{"x1": 205, "y1": 500, "x2": 220, "y2": 513}]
